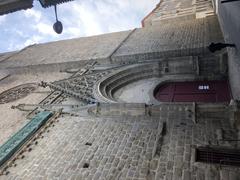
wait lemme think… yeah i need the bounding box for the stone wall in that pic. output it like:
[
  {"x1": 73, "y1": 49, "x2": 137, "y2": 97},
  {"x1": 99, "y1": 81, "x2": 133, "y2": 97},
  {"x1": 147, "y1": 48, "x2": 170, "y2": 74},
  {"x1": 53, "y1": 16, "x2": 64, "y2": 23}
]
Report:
[
  {"x1": 3, "y1": 103, "x2": 239, "y2": 180},
  {"x1": 0, "y1": 70, "x2": 70, "y2": 146},
  {"x1": 0, "y1": 31, "x2": 131, "y2": 70},
  {"x1": 216, "y1": 0, "x2": 240, "y2": 100},
  {"x1": 142, "y1": 0, "x2": 215, "y2": 27},
  {"x1": 112, "y1": 15, "x2": 223, "y2": 63},
  {"x1": 0, "y1": 0, "x2": 239, "y2": 179},
  {"x1": 0, "y1": 12, "x2": 224, "y2": 72}
]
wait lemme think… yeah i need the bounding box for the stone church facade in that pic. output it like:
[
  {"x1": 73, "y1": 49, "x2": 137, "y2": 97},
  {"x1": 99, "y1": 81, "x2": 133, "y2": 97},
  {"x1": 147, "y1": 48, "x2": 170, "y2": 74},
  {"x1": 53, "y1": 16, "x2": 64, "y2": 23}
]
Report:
[{"x1": 0, "y1": 0, "x2": 240, "y2": 180}]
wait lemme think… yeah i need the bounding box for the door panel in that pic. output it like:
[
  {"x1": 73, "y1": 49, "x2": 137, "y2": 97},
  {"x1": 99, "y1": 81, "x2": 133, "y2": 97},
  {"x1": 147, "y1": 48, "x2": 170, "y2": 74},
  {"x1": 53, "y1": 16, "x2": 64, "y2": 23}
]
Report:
[{"x1": 155, "y1": 80, "x2": 231, "y2": 103}]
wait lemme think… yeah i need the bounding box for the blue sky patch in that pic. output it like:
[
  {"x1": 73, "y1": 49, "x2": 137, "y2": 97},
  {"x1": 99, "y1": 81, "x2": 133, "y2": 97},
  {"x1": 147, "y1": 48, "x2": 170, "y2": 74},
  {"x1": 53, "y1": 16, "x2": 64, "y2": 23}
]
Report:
[{"x1": 0, "y1": 0, "x2": 158, "y2": 53}]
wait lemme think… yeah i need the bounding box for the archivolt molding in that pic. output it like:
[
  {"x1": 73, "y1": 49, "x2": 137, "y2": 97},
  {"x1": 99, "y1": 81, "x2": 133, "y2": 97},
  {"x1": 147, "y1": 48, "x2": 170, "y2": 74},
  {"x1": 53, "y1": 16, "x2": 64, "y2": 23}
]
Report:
[
  {"x1": 94, "y1": 58, "x2": 199, "y2": 103},
  {"x1": 39, "y1": 55, "x2": 224, "y2": 105}
]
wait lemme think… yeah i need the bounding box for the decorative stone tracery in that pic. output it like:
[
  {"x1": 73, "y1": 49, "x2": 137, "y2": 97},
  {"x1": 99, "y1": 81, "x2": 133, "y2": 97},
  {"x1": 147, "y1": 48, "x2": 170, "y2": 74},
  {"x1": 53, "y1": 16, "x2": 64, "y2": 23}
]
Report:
[
  {"x1": 37, "y1": 55, "x2": 227, "y2": 105},
  {"x1": 0, "y1": 83, "x2": 37, "y2": 104}
]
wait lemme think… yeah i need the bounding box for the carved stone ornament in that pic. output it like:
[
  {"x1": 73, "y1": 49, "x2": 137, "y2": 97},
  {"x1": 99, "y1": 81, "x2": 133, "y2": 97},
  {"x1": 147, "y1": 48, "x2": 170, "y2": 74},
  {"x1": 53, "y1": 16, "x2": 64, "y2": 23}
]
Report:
[{"x1": 0, "y1": 83, "x2": 37, "y2": 104}]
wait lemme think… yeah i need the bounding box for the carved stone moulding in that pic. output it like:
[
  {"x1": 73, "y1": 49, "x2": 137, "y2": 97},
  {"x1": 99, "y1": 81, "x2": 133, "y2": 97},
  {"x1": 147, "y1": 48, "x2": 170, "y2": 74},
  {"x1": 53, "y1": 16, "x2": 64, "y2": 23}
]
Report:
[{"x1": 0, "y1": 83, "x2": 37, "y2": 104}]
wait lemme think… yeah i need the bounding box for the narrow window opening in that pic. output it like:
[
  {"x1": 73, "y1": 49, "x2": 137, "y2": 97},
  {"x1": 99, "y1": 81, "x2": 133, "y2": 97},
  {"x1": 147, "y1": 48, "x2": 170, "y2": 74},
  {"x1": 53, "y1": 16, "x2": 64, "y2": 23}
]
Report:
[{"x1": 195, "y1": 147, "x2": 240, "y2": 167}]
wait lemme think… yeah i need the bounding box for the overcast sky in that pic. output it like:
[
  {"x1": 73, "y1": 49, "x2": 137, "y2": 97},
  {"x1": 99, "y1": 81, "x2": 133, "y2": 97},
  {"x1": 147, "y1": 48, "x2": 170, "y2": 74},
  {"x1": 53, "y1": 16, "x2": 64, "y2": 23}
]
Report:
[{"x1": 0, "y1": 0, "x2": 158, "y2": 53}]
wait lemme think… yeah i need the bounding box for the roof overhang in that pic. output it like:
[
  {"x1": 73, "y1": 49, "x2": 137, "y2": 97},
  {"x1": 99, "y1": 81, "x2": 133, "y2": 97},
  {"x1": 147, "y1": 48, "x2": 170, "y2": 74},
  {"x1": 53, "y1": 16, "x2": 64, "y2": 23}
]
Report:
[
  {"x1": 0, "y1": 0, "x2": 33, "y2": 15},
  {"x1": 39, "y1": 0, "x2": 74, "y2": 8}
]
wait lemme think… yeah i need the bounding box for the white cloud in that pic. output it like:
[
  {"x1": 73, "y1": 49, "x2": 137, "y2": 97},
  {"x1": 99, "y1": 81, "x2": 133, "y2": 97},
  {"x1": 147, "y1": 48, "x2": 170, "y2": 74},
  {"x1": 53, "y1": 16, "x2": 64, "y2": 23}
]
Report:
[
  {"x1": 0, "y1": 15, "x2": 6, "y2": 24},
  {"x1": 7, "y1": 35, "x2": 43, "y2": 51},
  {"x1": 24, "y1": 9, "x2": 42, "y2": 22},
  {"x1": 23, "y1": 35, "x2": 43, "y2": 46},
  {"x1": 75, "y1": 4, "x2": 103, "y2": 35},
  {"x1": 64, "y1": 27, "x2": 82, "y2": 37},
  {"x1": 128, "y1": 0, "x2": 159, "y2": 12},
  {"x1": 0, "y1": 0, "x2": 159, "y2": 53},
  {"x1": 34, "y1": 22, "x2": 57, "y2": 36},
  {"x1": 14, "y1": 29, "x2": 27, "y2": 38}
]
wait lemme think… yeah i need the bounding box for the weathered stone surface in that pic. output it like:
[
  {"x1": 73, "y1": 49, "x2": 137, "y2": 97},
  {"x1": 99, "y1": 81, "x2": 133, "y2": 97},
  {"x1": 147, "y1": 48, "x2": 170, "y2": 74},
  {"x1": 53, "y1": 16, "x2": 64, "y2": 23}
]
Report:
[
  {"x1": 0, "y1": 111, "x2": 52, "y2": 167},
  {"x1": 0, "y1": 103, "x2": 237, "y2": 179},
  {"x1": 218, "y1": 1, "x2": 240, "y2": 100},
  {"x1": 112, "y1": 15, "x2": 223, "y2": 63},
  {"x1": 143, "y1": 0, "x2": 214, "y2": 27},
  {"x1": 0, "y1": 31, "x2": 131, "y2": 69},
  {"x1": 0, "y1": 52, "x2": 16, "y2": 62},
  {"x1": 0, "y1": 71, "x2": 69, "y2": 146},
  {"x1": 0, "y1": 0, "x2": 239, "y2": 180}
]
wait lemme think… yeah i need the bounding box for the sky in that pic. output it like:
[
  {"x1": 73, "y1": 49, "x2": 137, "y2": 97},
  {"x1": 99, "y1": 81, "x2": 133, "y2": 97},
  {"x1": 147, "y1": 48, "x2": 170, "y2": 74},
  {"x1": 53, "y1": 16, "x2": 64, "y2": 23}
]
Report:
[{"x1": 0, "y1": 0, "x2": 159, "y2": 53}]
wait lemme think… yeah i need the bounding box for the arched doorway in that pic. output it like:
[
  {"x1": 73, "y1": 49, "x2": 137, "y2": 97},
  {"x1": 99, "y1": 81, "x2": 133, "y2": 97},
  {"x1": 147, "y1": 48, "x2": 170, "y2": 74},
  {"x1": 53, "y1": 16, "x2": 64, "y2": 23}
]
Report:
[{"x1": 154, "y1": 80, "x2": 231, "y2": 103}]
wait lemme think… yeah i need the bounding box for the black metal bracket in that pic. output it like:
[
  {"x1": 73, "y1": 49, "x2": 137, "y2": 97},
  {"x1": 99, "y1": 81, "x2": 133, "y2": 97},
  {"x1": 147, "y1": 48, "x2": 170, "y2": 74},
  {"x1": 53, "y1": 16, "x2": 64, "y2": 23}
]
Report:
[{"x1": 221, "y1": 0, "x2": 240, "y2": 3}]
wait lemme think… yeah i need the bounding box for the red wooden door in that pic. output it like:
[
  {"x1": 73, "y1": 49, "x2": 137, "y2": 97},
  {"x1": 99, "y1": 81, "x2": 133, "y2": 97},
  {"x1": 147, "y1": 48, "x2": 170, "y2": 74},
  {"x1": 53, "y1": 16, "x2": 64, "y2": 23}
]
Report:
[{"x1": 154, "y1": 80, "x2": 231, "y2": 103}]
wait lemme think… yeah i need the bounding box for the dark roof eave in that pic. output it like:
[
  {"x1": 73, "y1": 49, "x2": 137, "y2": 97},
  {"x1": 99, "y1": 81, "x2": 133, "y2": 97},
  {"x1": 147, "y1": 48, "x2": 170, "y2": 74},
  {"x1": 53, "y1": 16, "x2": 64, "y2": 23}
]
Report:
[
  {"x1": 0, "y1": 0, "x2": 33, "y2": 16},
  {"x1": 39, "y1": 0, "x2": 74, "y2": 8}
]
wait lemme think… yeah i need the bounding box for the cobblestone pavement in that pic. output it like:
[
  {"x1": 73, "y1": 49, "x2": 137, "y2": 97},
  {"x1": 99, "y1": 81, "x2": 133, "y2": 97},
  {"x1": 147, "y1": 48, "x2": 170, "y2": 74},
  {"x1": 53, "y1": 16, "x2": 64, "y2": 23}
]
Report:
[{"x1": 1, "y1": 104, "x2": 240, "y2": 180}]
